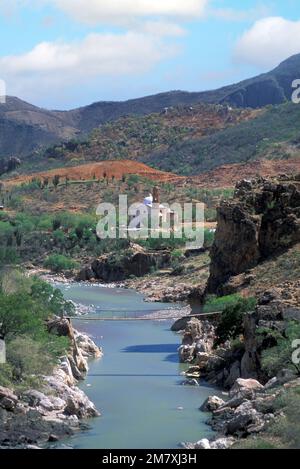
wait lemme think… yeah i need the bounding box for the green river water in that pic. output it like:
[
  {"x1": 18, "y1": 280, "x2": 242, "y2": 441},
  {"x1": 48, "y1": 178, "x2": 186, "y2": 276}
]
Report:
[{"x1": 57, "y1": 283, "x2": 217, "y2": 449}]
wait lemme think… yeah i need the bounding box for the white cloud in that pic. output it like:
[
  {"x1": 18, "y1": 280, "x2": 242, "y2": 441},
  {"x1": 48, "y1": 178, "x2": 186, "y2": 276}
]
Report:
[
  {"x1": 51, "y1": 0, "x2": 208, "y2": 25},
  {"x1": 0, "y1": 1, "x2": 194, "y2": 104},
  {"x1": 0, "y1": 29, "x2": 181, "y2": 104},
  {"x1": 0, "y1": 30, "x2": 178, "y2": 77},
  {"x1": 0, "y1": 0, "x2": 208, "y2": 25},
  {"x1": 234, "y1": 17, "x2": 300, "y2": 68}
]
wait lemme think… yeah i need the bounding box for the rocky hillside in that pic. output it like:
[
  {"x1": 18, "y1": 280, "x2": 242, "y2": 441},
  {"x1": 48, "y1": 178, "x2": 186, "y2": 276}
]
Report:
[
  {"x1": 1, "y1": 53, "x2": 300, "y2": 160},
  {"x1": 207, "y1": 175, "x2": 300, "y2": 294},
  {"x1": 190, "y1": 159, "x2": 300, "y2": 189},
  {"x1": 58, "y1": 52, "x2": 300, "y2": 131},
  {"x1": 146, "y1": 102, "x2": 300, "y2": 175},
  {"x1": 36, "y1": 104, "x2": 255, "y2": 168}
]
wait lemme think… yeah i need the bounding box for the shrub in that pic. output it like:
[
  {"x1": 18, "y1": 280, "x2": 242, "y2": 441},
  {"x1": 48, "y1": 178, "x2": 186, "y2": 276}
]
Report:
[
  {"x1": 203, "y1": 294, "x2": 243, "y2": 313},
  {"x1": 214, "y1": 296, "x2": 257, "y2": 346},
  {"x1": 0, "y1": 221, "x2": 14, "y2": 243},
  {"x1": 53, "y1": 229, "x2": 66, "y2": 245},
  {"x1": 205, "y1": 208, "x2": 217, "y2": 222},
  {"x1": 6, "y1": 335, "x2": 54, "y2": 388},
  {"x1": 44, "y1": 254, "x2": 79, "y2": 272},
  {"x1": 0, "y1": 247, "x2": 19, "y2": 265},
  {"x1": 264, "y1": 388, "x2": 300, "y2": 449},
  {"x1": 261, "y1": 321, "x2": 300, "y2": 377},
  {"x1": 171, "y1": 249, "x2": 183, "y2": 259},
  {"x1": 37, "y1": 214, "x2": 53, "y2": 231},
  {"x1": 204, "y1": 229, "x2": 215, "y2": 247}
]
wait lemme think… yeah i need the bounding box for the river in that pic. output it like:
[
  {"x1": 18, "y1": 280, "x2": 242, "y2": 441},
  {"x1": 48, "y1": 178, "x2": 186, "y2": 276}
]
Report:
[{"x1": 57, "y1": 282, "x2": 216, "y2": 449}]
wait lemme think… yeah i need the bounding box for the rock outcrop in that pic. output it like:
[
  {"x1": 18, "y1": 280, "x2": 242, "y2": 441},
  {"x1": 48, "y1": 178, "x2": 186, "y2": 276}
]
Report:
[
  {"x1": 178, "y1": 318, "x2": 215, "y2": 364},
  {"x1": 180, "y1": 283, "x2": 300, "y2": 388},
  {"x1": 207, "y1": 175, "x2": 300, "y2": 293},
  {"x1": 77, "y1": 243, "x2": 171, "y2": 282},
  {"x1": 184, "y1": 376, "x2": 300, "y2": 449}
]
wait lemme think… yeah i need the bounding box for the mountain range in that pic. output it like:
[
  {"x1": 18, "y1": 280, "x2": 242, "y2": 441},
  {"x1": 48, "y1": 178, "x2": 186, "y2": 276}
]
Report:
[{"x1": 1, "y1": 54, "x2": 300, "y2": 160}]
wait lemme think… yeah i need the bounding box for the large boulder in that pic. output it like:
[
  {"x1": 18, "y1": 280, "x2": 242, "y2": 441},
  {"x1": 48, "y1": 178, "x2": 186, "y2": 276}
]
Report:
[
  {"x1": 225, "y1": 401, "x2": 263, "y2": 436},
  {"x1": 0, "y1": 387, "x2": 18, "y2": 412},
  {"x1": 200, "y1": 396, "x2": 225, "y2": 412},
  {"x1": 22, "y1": 390, "x2": 65, "y2": 414},
  {"x1": 74, "y1": 330, "x2": 103, "y2": 359},
  {"x1": 229, "y1": 378, "x2": 264, "y2": 399},
  {"x1": 44, "y1": 376, "x2": 99, "y2": 419},
  {"x1": 194, "y1": 439, "x2": 211, "y2": 450}
]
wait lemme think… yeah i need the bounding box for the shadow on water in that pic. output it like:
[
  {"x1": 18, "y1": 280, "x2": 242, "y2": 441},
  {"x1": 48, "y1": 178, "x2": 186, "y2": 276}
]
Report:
[
  {"x1": 121, "y1": 344, "x2": 179, "y2": 354},
  {"x1": 164, "y1": 353, "x2": 180, "y2": 363}
]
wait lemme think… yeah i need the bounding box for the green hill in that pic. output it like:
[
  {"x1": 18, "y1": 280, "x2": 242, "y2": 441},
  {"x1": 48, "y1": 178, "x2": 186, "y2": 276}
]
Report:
[{"x1": 143, "y1": 102, "x2": 300, "y2": 175}]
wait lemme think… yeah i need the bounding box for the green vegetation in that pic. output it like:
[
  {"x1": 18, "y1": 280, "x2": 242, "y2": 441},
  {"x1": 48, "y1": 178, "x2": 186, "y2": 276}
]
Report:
[
  {"x1": 44, "y1": 254, "x2": 79, "y2": 273},
  {"x1": 233, "y1": 438, "x2": 278, "y2": 450},
  {"x1": 203, "y1": 293, "x2": 243, "y2": 313},
  {"x1": 39, "y1": 111, "x2": 201, "y2": 165},
  {"x1": 260, "y1": 321, "x2": 300, "y2": 377},
  {"x1": 268, "y1": 388, "x2": 300, "y2": 448},
  {"x1": 0, "y1": 271, "x2": 74, "y2": 390},
  {"x1": 150, "y1": 102, "x2": 300, "y2": 175},
  {"x1": 212, "y1": 296, "x2": 257, "y2": 346},
  {"x1": 204, "y1": 229, "x2": 215, "y2": 247},
  {"x1": 0, "y1": 209, "x2": 111, "y2": 267},
  {"x1": 237, "y1": 388, "x2": 300, "y2": 449},
  {"x1": 0, "y1": 172, "x2": 221, "y2": 272}
]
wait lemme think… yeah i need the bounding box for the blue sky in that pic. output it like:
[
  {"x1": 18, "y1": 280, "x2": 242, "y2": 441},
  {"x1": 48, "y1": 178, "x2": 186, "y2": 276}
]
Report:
[{"x1": 0, "y1": 0, "x2": 300, "y2": 109}]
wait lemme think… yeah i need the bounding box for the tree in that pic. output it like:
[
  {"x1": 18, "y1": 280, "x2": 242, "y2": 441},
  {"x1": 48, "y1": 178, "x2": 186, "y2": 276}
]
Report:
[
  {"x1": 215, "y1": 297, "x2": 257, "y2": 346},
  {"x1": 0, "y1": 276, "x2": 75, "y2": 339},
  {"x1": 0, "y1": 291, "x2": 43, "y2": 339},
  {"x1": 53, "y1": 175, "x2": 60, "y2": 189}
]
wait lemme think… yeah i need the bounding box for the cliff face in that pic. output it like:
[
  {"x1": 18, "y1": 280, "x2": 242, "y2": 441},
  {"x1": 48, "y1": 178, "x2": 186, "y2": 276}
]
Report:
[
  {"x1": 78, "y1": 244, "x2": 171, "y2": 283},
  {"x1": 207, "y1": 175, "x2": 300, "y2": 293}
]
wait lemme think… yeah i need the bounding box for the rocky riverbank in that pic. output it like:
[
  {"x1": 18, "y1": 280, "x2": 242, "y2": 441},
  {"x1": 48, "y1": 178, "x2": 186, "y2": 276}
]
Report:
[
  {"x1": 177, "y1": 284, "x2": 300, "y2": 449},
  {"x1": 0, "y1": 319, "x2": 102, "y2": 449},
  {"x1": 183, "y1": 376, "x2": 300, "y2": 449},
  {"x1": 176, "y1": 175, "x2": 300, "y2": 449}
]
